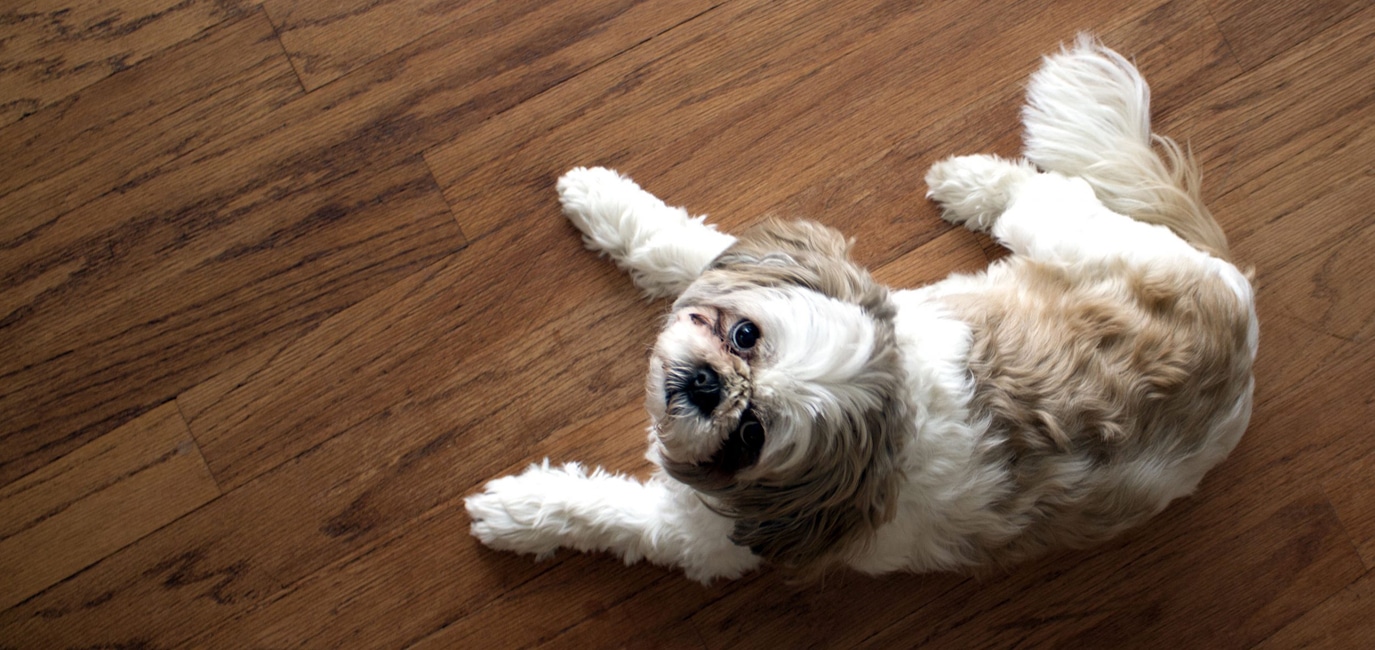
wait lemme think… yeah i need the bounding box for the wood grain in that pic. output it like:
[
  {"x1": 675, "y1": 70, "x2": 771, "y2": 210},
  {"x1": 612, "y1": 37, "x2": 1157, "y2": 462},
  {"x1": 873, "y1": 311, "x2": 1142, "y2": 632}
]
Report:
[
  {"x1": 548, "y1": 490, "x2": 1358, "y2": 650},
  {"x1": 184, "y1": 404, "x2": 657, "y2": 648},
  {"x1": 0, "y1": 0, "x2": 708, "y2": 488},
  {"x1": 0, "y1": 402, "x2": 218, "y2": 612},
  {"x1": 0, "y1": 0, "x2": 258, "y2": 127},
  {"x1": 1, "y1": 0, "x2": 1374, "y2": 646},
  {"x1": 1322, "y1": 453, "x2": 1375, "y2": 570},
  {"x1": 855, "y1": 491, "x2": 1361, "y2": 649},
  {"x1": 0, "y1": 9, "x2": 302, "y2": 243},
  {"x1": 0, "y1": 154, "x2": 464, "y2": 487},
  {"x1": 1165, "y1": 5, "x2": 1375, "y2": 212},
  {"x1": 1255, "y1": 572, "x2": 1375, "y2": 649},
  {"x1": 1203, "y1": 0, "x2": 1369, "y2": 70},
  {"x1": 261, "y1": 0, "x2": 492, "y2": 91},
  {"x1": 0, "y1": 219, "x2": 666, "y2": 646}
]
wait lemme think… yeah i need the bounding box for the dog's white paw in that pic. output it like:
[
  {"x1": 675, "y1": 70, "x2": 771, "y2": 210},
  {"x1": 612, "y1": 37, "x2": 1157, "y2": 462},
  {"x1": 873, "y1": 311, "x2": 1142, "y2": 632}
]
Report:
[
  {"x1": 464, "y1": 472, "x2": 563, "y2": 558},
  {"x1": 556, "y1": 166, "x2": 645, "y2": 257},
  {"x1": 925, "y1": 155, "x2": 1038, "y2": 232}
]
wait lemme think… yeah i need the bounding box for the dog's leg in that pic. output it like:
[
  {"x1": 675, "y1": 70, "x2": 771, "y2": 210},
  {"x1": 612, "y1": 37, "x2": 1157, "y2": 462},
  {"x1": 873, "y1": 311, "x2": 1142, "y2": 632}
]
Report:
[
  {"x1": 927, "y1": 155, "x2": 1205, "y2": 266},
  {"x1": 465, "y1": 461, "x2": 760, "y2": 583},
  {"x1": 557, "y1": 167, "x2": 736, "y2": 299},
  {"x1": 924, "y1": 154, "x2": 1039, "y2": 232}
]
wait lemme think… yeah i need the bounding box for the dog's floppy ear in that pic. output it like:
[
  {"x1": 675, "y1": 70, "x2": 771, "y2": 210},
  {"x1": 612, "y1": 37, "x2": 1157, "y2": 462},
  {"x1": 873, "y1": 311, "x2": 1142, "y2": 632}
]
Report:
[
  {"x1": 724, "y1": 394, "x2": 907, "y2": 574},
  {"x1": 703, "y1": 218, "x2": 890, "y2": 316}
]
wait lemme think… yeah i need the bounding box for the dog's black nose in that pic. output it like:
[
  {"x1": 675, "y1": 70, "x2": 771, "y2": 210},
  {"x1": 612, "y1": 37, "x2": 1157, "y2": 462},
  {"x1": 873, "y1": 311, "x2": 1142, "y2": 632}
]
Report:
[{"x1": 686, "y1": 365, "x2": 722, "y2": 415}]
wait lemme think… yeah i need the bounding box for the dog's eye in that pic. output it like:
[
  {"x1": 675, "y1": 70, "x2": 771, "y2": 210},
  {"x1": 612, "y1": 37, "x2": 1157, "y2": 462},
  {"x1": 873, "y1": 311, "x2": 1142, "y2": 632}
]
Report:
[{"x1": 730, "y1": 320, "x2": 760, "y2": 350}]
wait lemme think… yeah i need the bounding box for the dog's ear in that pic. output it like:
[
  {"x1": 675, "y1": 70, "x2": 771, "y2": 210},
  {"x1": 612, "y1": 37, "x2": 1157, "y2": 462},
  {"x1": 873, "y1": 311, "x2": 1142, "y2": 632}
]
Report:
[
  {"x1": 720, "y1": 376, "x2": 908, "y2": 576},
  {"x1": 703, "y1": 218, "x2": 890, "y2": 316}
]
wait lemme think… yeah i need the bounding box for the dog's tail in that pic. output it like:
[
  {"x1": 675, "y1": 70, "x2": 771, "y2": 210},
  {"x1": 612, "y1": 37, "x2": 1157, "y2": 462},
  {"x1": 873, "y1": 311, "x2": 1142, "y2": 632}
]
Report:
[{"x1": 1022, "y1": 34, "x2": 1230, "y2": 260}]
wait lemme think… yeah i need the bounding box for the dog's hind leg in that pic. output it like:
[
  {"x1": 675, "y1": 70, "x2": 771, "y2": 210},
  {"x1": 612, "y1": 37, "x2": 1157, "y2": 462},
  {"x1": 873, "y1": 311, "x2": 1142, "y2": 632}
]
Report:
[
  {"x1": 927, "y1": 155, "x2": 1208, "y2": 267},
  {"x1": 557, "y1": 167, "x2": 736, "y2": 299},
  {"x1": 924, "y1": 154, "x2": 1039, "y2": 233},
  {"x1": 465, "y1": 461, "x2": 760, "y2": 583},
  {"x1": 989, "y1": 170, "x2": 1212, "y2": 267}
]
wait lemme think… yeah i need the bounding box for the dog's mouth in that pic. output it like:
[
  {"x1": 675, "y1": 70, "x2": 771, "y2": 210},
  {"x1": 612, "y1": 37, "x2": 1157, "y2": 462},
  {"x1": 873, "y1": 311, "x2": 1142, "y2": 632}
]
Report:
[
  {"x1": 660, "y1": 406, "x2": 768, "y2": 489},
  {"x1": 711, "y1": 408, "x2": 766, "y2": 474}
]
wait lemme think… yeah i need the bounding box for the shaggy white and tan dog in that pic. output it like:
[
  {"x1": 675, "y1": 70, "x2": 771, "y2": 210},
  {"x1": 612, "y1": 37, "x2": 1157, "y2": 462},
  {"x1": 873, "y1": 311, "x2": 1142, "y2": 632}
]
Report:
[{"x1": 465, "y1": 36, "x2": 1259, "y2": 582}]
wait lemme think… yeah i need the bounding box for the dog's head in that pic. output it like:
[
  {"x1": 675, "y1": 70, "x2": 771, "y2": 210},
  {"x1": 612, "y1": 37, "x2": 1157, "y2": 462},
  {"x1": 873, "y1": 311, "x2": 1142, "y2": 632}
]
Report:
[{"x1": 645, "y1": 218, "x2": 910, "y2": 573}]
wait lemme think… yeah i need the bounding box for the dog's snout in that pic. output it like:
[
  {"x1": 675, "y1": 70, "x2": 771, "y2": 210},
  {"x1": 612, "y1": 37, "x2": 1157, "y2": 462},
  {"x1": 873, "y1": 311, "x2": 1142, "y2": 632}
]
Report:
[{"x1": 686, "y1": 365, "x2": 722, "y2": 415}]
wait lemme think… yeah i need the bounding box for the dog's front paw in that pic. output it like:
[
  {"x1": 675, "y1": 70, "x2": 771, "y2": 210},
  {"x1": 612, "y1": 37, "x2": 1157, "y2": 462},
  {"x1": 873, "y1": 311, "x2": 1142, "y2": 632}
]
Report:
[
  {"x1": 925, "y1": 155, "x2": 1038, "y2": 231},
  {"x1": 556, "y1": 166, "x2": 645, "y2": 257},
  {"x1": 464, "y1": 470, "x2": 565, "y2": 558}
]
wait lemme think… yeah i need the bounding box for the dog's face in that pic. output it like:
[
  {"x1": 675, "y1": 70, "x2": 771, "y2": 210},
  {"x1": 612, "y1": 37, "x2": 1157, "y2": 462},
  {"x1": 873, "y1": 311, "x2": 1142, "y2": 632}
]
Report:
[{"x1": 644, "y1": 219, "x2": 911, "y2": 571}]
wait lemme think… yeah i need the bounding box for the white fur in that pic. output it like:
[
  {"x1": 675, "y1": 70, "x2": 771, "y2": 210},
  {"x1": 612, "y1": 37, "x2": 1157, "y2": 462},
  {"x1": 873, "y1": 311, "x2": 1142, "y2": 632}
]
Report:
[
  {"x1": 466, "y1": 461, "x2": 759, "y2": 582},
  {"x1": 466, "y1": 38, "x2": 1257, "y2": 582},
  {"x1": 557, "y1": 167, "x2": 736, "y2": 298}
]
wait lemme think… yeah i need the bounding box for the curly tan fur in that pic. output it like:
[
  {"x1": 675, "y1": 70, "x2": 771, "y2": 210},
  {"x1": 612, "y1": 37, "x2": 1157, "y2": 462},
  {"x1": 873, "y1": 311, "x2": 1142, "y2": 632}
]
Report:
[{"x1": 945, "y1": 256, "x2": 1254, "y2": 565}]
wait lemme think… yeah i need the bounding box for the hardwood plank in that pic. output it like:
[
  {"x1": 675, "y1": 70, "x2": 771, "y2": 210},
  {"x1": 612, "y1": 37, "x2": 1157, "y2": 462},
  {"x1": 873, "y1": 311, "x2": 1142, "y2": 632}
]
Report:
[
  {"x1": 426, "y1": 0, "x2": 1229, "y2": 265},
  {"x1": 0, "y1": 402, "x2": 218, "y2": 612},
  {"x1": 0, "y1": 0, "x2": 259, "y2": 128},
  {"x1": 1203, "y1": 0, "x2": 1368, "y2": 70},
  {"x1": 0, "y1": 154, "x2": 464, "y2": 488},
  {"x1": 1322, "y1": 455, "x2": 1375, "y2": 570},
  {"x1": 260, "y1": 0, "x2": 492, "y2": 91},
  {"x1": 871, "y1": 228, "x2": 990, "y2": 289},
  {"x1": 1233, "y1": 174, "x2": 1375, "y2": 408},
  {"x1": 0, "y1": 9, "x2": 302, "y2": 241},
  {"x1": 170, "y1": 0, "x2": 785, "y2": 492},
  {"x1": 0, "y1": 0, "x2": 716, "y2": 488},
  {"x1": 1254, "y1": 571, "x2": 1375, "y2": 649},
  {"x1": 522, "y1": 574, "x2": 729, "y2": 650},
  {"x1": 1111, "y1": 0, "x2": 1244, "y2": 119},
  {"x1": 1163, "y1": 5, "x2": 1375, "y2": 211},
  {"x1": 2, "y1": 100, "x2": 981, "y2": 645},
  {"x1": 853, "y1": 490, "x2": 1361, "y2": 649},
  {"x1": 183, "y1": 404, "x2": 656, "y2": 648},
  {"x1": 0, "y1": 213, "x2": 669, "y2": 645}
]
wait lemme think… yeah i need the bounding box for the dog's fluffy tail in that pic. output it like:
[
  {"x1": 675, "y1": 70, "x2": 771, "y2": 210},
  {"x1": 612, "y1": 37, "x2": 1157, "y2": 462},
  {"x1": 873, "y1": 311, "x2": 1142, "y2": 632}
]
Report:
[{"x1": 1022, "y1": 34, "x2": 1230, "y2": 260}]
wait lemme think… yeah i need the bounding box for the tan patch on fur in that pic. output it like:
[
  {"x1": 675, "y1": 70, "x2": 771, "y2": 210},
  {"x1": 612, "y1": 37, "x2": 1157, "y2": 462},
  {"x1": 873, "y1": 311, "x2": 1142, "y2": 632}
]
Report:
[{"x1": 946, "y1": 256, "x2": 1254, "y2": 564}]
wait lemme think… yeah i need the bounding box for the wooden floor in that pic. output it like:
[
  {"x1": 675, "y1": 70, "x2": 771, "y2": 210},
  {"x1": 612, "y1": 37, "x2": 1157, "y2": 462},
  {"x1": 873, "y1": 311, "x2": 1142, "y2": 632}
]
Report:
[{"x1": 2, "y1": 0, "x2": 1373, "y2": 647}]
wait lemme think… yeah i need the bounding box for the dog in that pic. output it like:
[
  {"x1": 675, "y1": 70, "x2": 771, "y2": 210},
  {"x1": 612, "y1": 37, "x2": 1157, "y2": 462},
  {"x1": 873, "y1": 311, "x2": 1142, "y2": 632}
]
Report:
[{"x1": 464, "y1": 36, "x2": 1258, "y2": 583}]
